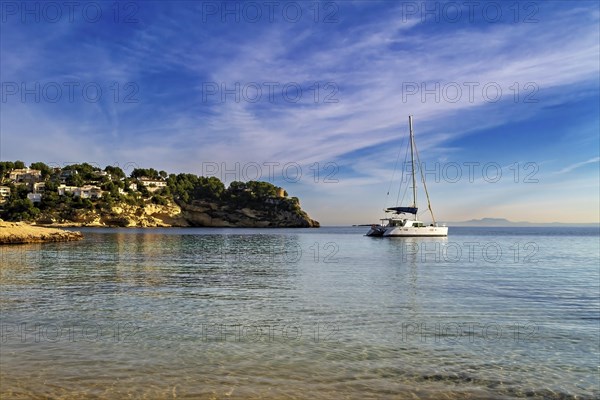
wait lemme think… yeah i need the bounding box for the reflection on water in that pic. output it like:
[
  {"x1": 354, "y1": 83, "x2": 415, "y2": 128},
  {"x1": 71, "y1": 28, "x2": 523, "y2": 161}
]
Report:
[{"x1": 1, "y1": 227, "x2": 599, "y2": 399}]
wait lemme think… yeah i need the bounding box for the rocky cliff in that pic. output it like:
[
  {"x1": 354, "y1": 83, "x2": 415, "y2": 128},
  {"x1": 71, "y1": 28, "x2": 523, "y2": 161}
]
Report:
[
  {"x1": 179, "y1": 200, "x2": 319, "y2": 228},
  {"x1": 35, "y1": 199, "x2": 319, "y2": 228}
]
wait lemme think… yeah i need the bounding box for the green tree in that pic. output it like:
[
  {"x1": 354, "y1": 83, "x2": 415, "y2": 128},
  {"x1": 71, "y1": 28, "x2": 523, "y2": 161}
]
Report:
[
  {"x1": 155, "y1": 186, "x2": 171, "y2": 197},
  {"x1": 0, "y1": 161, "x2": 15, "y2": 179},
  {"x1": 222, "y1": 180, "x2": 280, "y2": 208},
  {"x1": 40, "y1": 190, "x2": 60, "y2": 210},
  {"x1": 165, "y1": 173, "x2": 225, "y2": 203},
  {"x1": 138, "y1": 183, "x2": 150, "y2": 198},
  {"x1": 101, "y1": 181, "x2": 120, "y2": 197},
  {"x1": 14, "y1": 160, "x2": 25, "y2": 169},
  {"x1": 113, "y1": 179, "x2": 124, "y2": 189},
  {"x1": 44, "y1": 180, "x2": 58, "y2": 192},
  {"x1": 30, "y1": 162, "x2": 51, "y2": 178},
  {"x1": 131, "y1": 168, "x2": 159, "y2": 179},
  {"x1": 105, "y1": 165, "x2": 125, "y2": 180},
  {"x1": 151, "y1": 194, "x2": 168, "y2": 205},
  {"x1": 82, "y1": 198, "x2": 94, "y2": 210},
  {"x1": 15, "y1": 185, "x2": 30, "y2": 200},
  {"x1": 66, "y1": 174, "x2": 84, "y2": 187},
  {"x1": 1, "y1": 198, "x2": 40, "y2": 221},
  {"x1": 63, "y1": 163, "x2": 98, "y2": 180}
]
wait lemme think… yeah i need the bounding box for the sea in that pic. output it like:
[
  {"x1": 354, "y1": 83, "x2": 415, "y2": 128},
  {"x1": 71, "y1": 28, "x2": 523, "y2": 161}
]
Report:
[{"x1": 0, "y1": 226, "x2": 598, "y2": 399}]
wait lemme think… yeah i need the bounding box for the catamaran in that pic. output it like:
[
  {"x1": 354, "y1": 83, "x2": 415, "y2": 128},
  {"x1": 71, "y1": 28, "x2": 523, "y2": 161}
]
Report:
[{"x1": 366, "y1": 116, "x2": 448, "y2": 237}]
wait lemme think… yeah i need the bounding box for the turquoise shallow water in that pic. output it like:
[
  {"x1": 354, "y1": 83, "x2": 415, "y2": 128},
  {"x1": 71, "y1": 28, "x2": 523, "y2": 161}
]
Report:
[{"x1": 1, "y1": 226, "x2": 598, "y2": 399}]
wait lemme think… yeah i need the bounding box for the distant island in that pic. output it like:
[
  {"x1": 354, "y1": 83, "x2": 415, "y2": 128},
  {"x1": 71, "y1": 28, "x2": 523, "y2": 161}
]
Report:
[
  {"x1": 447, "y1": 218, "x2": 598, "y2": 227},
  {"x1": 355, "y1": 217, "x2": 598, "y2": 228},
  {"x1": 0, "y1": 161, "x2": 319, "y2": 228}
]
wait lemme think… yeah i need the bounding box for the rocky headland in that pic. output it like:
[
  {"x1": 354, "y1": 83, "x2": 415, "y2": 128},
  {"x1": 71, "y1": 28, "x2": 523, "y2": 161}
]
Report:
[{"x1": 1, "y1": 162, "x2": 320, "y2": 229}]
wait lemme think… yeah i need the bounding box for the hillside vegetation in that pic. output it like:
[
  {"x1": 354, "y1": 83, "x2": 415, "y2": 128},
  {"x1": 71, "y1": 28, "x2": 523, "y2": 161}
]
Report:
[{"x1": 0, "y1": 161, "x2": 319, "y2": 228}]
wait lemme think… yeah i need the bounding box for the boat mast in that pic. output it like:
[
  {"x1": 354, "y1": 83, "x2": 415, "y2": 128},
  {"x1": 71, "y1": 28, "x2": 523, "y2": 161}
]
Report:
[{"x1": 409, "y1": 115, "x2": 417, "y2": 214}]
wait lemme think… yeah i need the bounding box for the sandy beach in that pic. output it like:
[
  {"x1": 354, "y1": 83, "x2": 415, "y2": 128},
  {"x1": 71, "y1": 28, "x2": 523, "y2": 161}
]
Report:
[{"x1": 0, "y1": 220, "x2": 83, "y2": 245}]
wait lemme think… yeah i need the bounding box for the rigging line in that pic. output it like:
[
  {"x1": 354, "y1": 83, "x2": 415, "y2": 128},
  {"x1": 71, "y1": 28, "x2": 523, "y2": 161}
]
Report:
[
  {"x1": 398, "y1": 169, "x2": 410, "y2": 209},
  {"x1": 396, "y1": 137, "x2": 411, "y2": 207},
  {"x1": 396, "y1": 142, "x2": 409, "y2": 206},
  {"x1": 413, "y1": 137, "x2": 436, "y2": 224},
  {"x1": 386, "y1": 136, "x2": 405, "y2": 196},
  {"x1": 383, "y1": 135, "x2": 405, "y2": 212},
  {"x1": 397, "y1": 144, "x2": 411, "y2": 207}
]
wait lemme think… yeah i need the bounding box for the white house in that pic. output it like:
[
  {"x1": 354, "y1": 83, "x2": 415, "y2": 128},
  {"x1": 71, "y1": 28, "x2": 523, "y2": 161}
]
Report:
[
  {"x1": 9, "y1": 168, "x2": 42, "y2": 183},
  {"x1": 80, "y1": 185, "x2": 103, "y2": 199},
  {"x1": 57, "y1": 185, "x2": 79, "y2": 196},
  {"x1": 27, "y1": 193, "x2": 42, "y2": 203},
  {"x1": 58, "y1": 185, "x2": 103, "y2": 199},
  {"x1": 33, "y1": 182, "x2": 46, "y2": 193},
  {"x1": 0, "y1": 186, "x2": 10, "y2": 198},
  {"x1": 139, "y1": 178, "x2": 167, "y2": 192}
]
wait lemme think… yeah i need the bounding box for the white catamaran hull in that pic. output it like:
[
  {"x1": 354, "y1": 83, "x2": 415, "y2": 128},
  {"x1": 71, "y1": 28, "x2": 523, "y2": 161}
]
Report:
[{"x1": 383, "y1": 226, "x2": 448, "y2": 237}]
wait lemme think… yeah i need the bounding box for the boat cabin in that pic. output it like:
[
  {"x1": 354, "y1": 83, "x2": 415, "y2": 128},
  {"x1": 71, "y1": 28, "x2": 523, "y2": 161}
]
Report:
[{"x1": 384, "y1": 219, "x2": 429, "y2": 228}]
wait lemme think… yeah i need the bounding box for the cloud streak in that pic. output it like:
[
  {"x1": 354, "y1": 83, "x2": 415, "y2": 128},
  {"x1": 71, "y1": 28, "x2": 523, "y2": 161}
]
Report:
[{"x1": 556, "y1": 157, "x2": 600, "y2": 174}]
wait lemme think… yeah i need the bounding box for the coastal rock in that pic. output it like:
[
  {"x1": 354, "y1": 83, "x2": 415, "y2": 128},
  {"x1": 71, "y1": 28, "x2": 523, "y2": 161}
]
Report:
[
  {"x1": 31, "y1": 198, "x2": 318, "y2": 228},
  {"x1": 178, "y1": 200, "x2": 319, "y2": 228},
  {"x1": 105, "y1": 203, "x2": 188, "y2": 227}
]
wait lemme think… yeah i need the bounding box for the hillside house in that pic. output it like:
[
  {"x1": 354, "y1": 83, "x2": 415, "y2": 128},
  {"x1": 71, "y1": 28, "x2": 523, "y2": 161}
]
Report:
[
  {"x1": 58, "y1": 185, "x2": 103, "y2": 199},
  {"x1": 27, "y1": 193, "x2": 42, "y2": 203},
  {"x1": 139, "y1": 178, "x2": 167, "y2": 192},
  {"x1": 9, "y1": 168, "x2": 42, "y2": 184},
  {"x1": 33, "y1": 182, "x2": 46, "y2": 193}
]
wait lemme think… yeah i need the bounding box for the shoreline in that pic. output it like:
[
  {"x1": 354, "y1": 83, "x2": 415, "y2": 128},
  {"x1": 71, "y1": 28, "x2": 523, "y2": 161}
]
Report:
[{"x1": 34, "y1": 223, "x2": 319, "y2": 229}]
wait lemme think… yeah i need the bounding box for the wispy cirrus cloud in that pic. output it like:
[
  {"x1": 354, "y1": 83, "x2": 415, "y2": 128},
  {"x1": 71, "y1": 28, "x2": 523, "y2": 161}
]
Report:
[{"x1": 556, "y1": 157, "x2": 600, "y2": 174}]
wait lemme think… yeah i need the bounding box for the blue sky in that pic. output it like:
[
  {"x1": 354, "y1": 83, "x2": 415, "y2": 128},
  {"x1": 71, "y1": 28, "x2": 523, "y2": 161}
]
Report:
[{"x1": 1, "y1": 0, "x2": 599, "y2": 224}]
